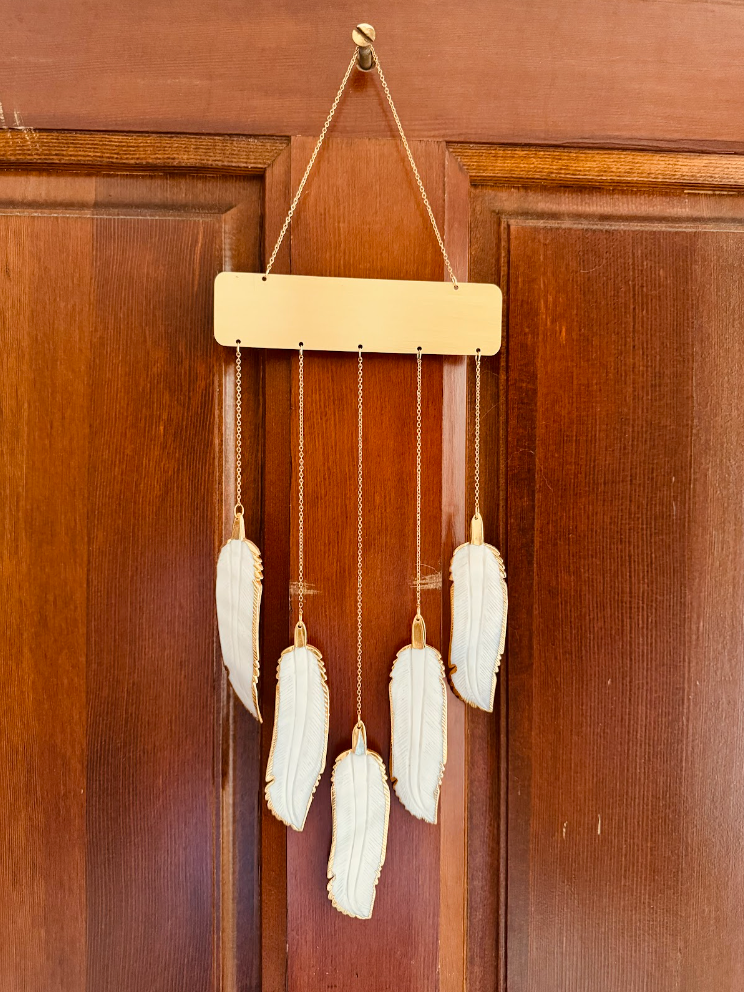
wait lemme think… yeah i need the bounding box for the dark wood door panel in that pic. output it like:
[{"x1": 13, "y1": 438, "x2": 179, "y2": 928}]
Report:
[
  {"x1": 469, "y1": 173, "x2": 744, "y2": 992},
  {"x1": 0, "y1": 201, "x2": 94, "y2": 992},
  {"x1": 0, "y1": 165, "x2": 264, "y2": 992}
]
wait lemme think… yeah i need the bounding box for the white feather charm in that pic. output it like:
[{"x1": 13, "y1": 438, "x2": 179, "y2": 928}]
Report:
[
  {"x1": 327, "y1": 722, "x2": 390, "y2": 920},
  {"x1": 389, "y1": 615, "x2": 447, "y2": 823},
  {"x1": 449, "y1": 513, "x2": 507, "y2": 712},
  {"x1": 216, "y1": 513, "x2": 263, "y2": 721},
  {"x1": 265, "y1": 621, "x2": 329, "y2": 831}
]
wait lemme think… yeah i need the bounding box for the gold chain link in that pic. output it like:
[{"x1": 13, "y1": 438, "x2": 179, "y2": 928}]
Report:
[
  {"x1": 356, "y1": 346, "x2": 364, "y2": 725},
  {"x1": 371, "y1": 48, "x2": 458, "y2": 287},
  {"x1": 265, "y1": 47, "x2": 459, "y2": 286},
  {"x1": 474, "y1": 350, "x2": 481, "y2": 517},
  {"x1": 235, "y1": 344, "x2": 243, "y2": 516},
  {"x1": 416, "y1": 349, "x2": 422, "y2": 616},
  {"x1": 297, "y1": 343, "x2": 305, "y2": 622}
]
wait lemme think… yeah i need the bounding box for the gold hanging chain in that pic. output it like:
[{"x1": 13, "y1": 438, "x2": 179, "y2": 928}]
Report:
[
  {"x1": 356, "y1": 346, "x2": 364, "y2": 725},
  {"x1": 297, "y1": 343, "x2": 305, "y2": 622},
  {"x1": 235, "y1": 343, "x2": 244, "y2": 516},
  {"x1": 474, "y1": 350, "x2": 481, "y2": 518},
  {"x1": 265, "y1": 47, "x2": 459, "y2": 287},
  {"x1": 415, "y1": 348, "x2": 423, "y2": 616},
  {"x1": 372, "y1": 48, "x2": 458, "y2": 287},
  {"x1": 265, "y1": 50, "x2": 357, "y2": 277}
]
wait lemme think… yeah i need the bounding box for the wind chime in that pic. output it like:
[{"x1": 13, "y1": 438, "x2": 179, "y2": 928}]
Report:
[{"x1": 214, "y1": 24, "x2": 504, "y2": 919}]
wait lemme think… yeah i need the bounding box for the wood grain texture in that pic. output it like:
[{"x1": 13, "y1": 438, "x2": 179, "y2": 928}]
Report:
[
  {"x1": 5, "y1": 126, "x2": 744, "y2": 992},
  {"x1": 466, "y1": 207, "x2": 506, "y2": 992},
  {"x1": 3, "y1": 2, "x2": 744, "y2": 151},
  {"x1": 259, "y1": 137, "x2": 292, "y2": 992},
  {"x1": 0, "y1": 162, "x2": 263, "y2": 992},
  {"x1": 0, "y1": 186, "x2": 95, "y2": 992},
  {"x1": 451, "y1": 144, "x2": 744, "y2": 190},
  {"x1": 220, "y1": 166, "x2": 265, "y2": 992},
  {"x1": 0, "y1": 129, "x2": 286, "y2": 173},
  {"x1": 471, "y1": 178, "x2": 744, "y2": 991},
  {"x1": 439, "y1": 149, "x2": 469, "y2": 992}
]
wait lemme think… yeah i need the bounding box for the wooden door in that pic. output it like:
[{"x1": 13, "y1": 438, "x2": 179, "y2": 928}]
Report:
[{"x1": 2, "y1": 132, "x2": 744, "y2": 992}]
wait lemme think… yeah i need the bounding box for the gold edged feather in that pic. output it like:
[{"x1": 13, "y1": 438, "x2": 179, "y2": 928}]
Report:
[
  {"x1": 327, "y1": 722, "x2": 390, "y2": 920},
  {"x1": 448, "y1": 516, "x2": 507, "y2": 712},
  {"x1": 389, "y1": 616, "x2": 447, "y2": 823},
  {"x1": 265, "y1": 623, "x2": 329, "y2": 831},
  {"x1": 215, "y1": 514, "x2": 263, "y2": 722}
]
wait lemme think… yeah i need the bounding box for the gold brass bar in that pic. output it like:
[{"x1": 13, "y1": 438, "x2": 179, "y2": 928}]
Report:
[{"x1": 213, "y1": 272, "x2": 502, "y2": 356}]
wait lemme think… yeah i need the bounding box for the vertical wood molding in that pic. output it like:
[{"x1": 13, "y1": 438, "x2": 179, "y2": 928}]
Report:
[
  {"x1": 439, "y1": 147, "x2": 470, "y2": 992},
  {"x1": 259, "y1": 141, "x2": 293, "y2": 992},
  {"x1": 218, "y1": 349, "x2": 235, "y2": 992}
]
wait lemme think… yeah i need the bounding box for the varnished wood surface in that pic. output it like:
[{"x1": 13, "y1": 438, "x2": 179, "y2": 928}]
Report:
[
  {"x1": 471, "y1": 180, "x2": 744, "y2": 990},
  {"x1": 4, "y1": 2, "x2": 744, "y2": 151},
  {"x1": 4, "y1": 130, "x2": 744, "y2": 992},
  {"x1": 0, "y1": 185, "x2": 94, "y2": 992},
  {"x1": 0, "y1": 164, "x2": 263, "y2": 991},
  {"x1": 451, "y1": 144, "x2": 744, "y2": 190},
  {"x1": 257, "y1": 143, "x2": 292, "y2": 992},
  {"x1": 0, "y1": 129, "x2": 286, "y2": 173}
]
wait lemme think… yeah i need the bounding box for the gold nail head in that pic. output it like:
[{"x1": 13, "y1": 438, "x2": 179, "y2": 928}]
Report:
[
  {"x1": 352, "y1": 24, "x2": 376, "y2": 71},
  {"x1": 352, "y1": 23, "x2": 375, "y2": 45}
]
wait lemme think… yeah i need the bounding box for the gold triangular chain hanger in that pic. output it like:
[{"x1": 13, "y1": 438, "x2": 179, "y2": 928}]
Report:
[{"x1": 265, "y1": 28, "x2": 458, "y2": 286}]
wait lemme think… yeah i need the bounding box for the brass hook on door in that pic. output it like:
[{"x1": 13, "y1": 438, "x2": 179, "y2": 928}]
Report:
[{"x1": 352, "y1": 23, "x2": 376, "y2": 71}]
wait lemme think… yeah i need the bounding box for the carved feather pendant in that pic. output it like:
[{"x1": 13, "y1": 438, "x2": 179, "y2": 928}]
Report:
[
  {"x1": 265, "y1": 621, "x2": 329, "y2": 831},
  {"x1": 389, "y1": 615, "x2": 447, "y2": 823},
  {"x1": 449, "y1": 513, "x2": 507, "y2": 712},
  {"x1": 327, "y1": 722, "x2": 390, "y2": 920},
  {"x1": 215, "y1": 513, "x2": 263, "y2": 721}
]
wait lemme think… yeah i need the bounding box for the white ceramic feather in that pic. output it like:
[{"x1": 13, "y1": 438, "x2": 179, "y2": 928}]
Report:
[
  {"x1": 327, "y1": 722, "x2": 390, "y2": 920},
  {"x1": 449, "y1": 514, "x2": 507, "y2": 712},
  {"x1": 216, "y1": 514, "x2": 263, "y2": 721},
  {"x1": 265, "y1": 622, "x2": 329, "y2": 831},
  {"x1": 389, "y1": 617, "x2": 447, "y2": 823}
]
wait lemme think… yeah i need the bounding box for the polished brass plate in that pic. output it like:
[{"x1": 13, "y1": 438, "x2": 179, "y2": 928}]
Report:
[{"x1": 214, "y1": 272, "x2": 502, "y2": 355}]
